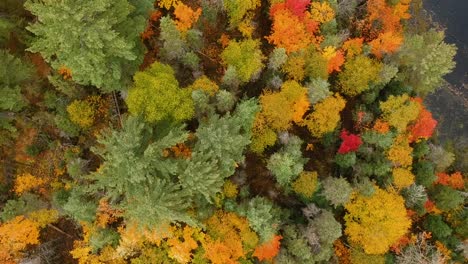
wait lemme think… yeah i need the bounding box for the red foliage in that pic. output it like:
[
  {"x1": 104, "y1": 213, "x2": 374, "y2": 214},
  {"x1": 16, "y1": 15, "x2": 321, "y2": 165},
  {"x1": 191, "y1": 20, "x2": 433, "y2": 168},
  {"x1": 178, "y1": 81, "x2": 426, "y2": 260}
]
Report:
[
  {"x1": 424, "y1": 200, "x2": 436, "y2": 212},
  {"x1": 408, "y1": 98, "x2": 437, "y2": 142},
  {"x1": 253, "y1": 235, "x2": 282, "y2": 261},
  {"x1": 338, "y1": 130, "x2": 362, "y2": 154},
  {"x1": 285, "y1": 0, "x2": 311, "y2": 18}
]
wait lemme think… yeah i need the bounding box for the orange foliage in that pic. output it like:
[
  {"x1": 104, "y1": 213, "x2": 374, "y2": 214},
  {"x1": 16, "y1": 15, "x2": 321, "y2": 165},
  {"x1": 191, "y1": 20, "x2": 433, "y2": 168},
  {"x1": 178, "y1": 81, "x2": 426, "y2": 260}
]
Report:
[
  {"x1": 58, "y1": 66, "x2": 72, "y2": 80},
  {"x1": 370, "y1": 31, "x2": 403, "y2": 58},
  {"x1": 219, "y1": 34, "x2": 230, "y2": 48},
  {"x1": 436, "y1": 172, "x2": 465, "y2": 190},
  {"x1": 292, "y1": 93, "x2": 310, "y2": 123},
  {"x1": 167, "y1": 226, "x2": 200, "y2": 264},
  {"x1": 334, "y1": 240, "x2": 351, "y2": 264},
  {"x1": 14, "y1": 173, "x2": 46, "y2": 194},
  {"x1": 96, "y1": 199, "x2": 122, "y2": 228},
  {"x1": 174, "y1": 3, "x2": 202, "y2": 32},
  {"x1": 253, "y1": 235, "x2": 282, "y2": 261},
  {"x1": 327, "y1": 50, "x2": 345, "y2": 73},
  {"x1": 424, "y1": 200, "x2": 442, "y2": 214},
  {"x1": 408, "y1": 98, "x2": 437, "y2": 142},
  {"x1": 203, "y1": 211, "x2": 258, "y2": 264},
  {"x1": 0, "y1": 216, "x2": 40, "y2": 261},
  {"x1": 373, "y1": 119, "x2": 390, "y2": 134},
  {"x1": 390, "y1": 235, "x2": 411, "y2": 254},
  {"x1": 267, "y1": 5, "x2": 319, "y2": 53},
  {"x1": 342, "y1": 38, "x2": 364, "y2": 58}
]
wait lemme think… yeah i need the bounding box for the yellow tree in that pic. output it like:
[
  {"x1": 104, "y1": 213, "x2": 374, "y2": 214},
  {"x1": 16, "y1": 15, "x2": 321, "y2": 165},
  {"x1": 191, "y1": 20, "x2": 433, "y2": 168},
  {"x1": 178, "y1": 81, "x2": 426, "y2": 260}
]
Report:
[
  {"x1": 380, "y1": 95, "x2": 420, "y2": 132},
  {"x1": 301, "y1": 93, "x2": 346, "y2": 138},
  {"x1": 0, "y1": 216, "x2": 40, "y2": 261},
  {"x1": 344, "y1": 188, "x2": 411, "y2": 254}
]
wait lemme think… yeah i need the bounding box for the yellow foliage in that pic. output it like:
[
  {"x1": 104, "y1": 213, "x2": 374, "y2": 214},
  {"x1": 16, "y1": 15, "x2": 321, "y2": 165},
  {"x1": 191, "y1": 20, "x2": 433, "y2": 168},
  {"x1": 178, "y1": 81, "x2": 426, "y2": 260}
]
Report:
[
  {"x1": 188, "y1": 75, "x2": 219, "y2": 96},
  {"x1": 67, "y1": 99, "x2": 95, "y2": 128},
  {"x1": 387, "y1": 136, "x2": 413, "y2": 167},
  {"x1": 302, "y1": 93, "x2": 346, "y2": 138},
  {"x1": 158, "y1": 0, "x2": 180, "y2": 10},
  {"x1": 392, "y1": 167, "x2": 415, "y2": 189},
  {"x1": 310, "y1": 2, "x2": 335, "y2": 23},
  {"x1": 14, "y1": 173, "x2": 46, "y2": 194},
  {"x1": 174, "y1": 3, "x2": 202, "y2": 32},
  {"x1": 344, "y1": 188, "x2": 412, "y2": 254},
  {"x1": 0, "y1": 216, "x2": 40, "y2": 258},
  {"x1": 380, "y1": 95, "x2": 420, "y2": 132},
  {"x1": 238, "y1": 12, "x2": 255, "y2": 37},
  {"x1": 350, "y1": 245, "x2": 386, "y2": 264},
  {"x1": 292, "y1": 171, "x2": 319, "y2": 198},
  {"x1": 29, "y1": 209, "x2": 59, "y2": 228},
  {"x1": 167, "y1": 226, "x2": 200, "y2": 264},
  {"x1": 342, "y1": 38, "x2": 364, "y2": 58},
  {"x1": 322, "y1": 46, "x2": 337, "y2": 61},
  {"x1": 282, "y1": 53, "x2": 306, "y2": 81},
  {"x1": 223, "y1": 180, "x2": 239, "y2": 198}
]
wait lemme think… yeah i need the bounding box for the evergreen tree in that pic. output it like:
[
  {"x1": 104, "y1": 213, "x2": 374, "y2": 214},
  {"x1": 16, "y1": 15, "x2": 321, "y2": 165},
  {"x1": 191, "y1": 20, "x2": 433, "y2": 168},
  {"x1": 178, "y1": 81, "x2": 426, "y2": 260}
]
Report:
[{"x1": 25, "y1": 0, "x2": 151, "y2": 91}]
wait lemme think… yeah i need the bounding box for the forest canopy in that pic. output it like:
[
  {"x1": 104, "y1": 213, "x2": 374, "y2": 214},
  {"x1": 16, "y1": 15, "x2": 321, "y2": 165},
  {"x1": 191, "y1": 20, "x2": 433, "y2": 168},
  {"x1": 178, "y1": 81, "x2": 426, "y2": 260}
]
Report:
[{"x1": 0, "y1": 0, "x2": 465, "y2": 263}]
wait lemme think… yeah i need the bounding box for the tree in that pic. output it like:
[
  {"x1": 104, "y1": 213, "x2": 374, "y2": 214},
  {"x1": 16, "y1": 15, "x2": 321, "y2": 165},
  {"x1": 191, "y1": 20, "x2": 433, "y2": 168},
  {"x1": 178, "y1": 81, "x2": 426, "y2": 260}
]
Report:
[
  {"x1": 408, "y1": 99, "x2": 437, "y2": 142},
  {"x1": 0, "y1": 216, "x2": 40, "y2": 261},
  {"x1": 338, "y1": 130, "x2": 362, "y2": 154},
  {"x1": 126, "y1": 62, "x2": 194, "y2": 123},
  {"x1": 392, "y1": 168, "x2": 415, "y2": 189},
  {"x1": 67, "y1": 99, "x2": 96, "y2": 129},
  {"x1": 177, "y1": 99, "x2": 259, "y2": 203},
  {"x1": 379, "y1": 94, "x2": 420, "y2": 132},
  {"x1": 338, "y1": 55, "x2": 382, "y2": 96},
  {"x1": 267, "y1": 135, "x2": 308, "y2": 188},
  {"x1": 267, "y1": 5, "x2": 319, "y2": 53},
  {"x1": 174, "y1": 3, "x2": 201, "y2": 32},
  {"x1": 203, "y1": 210, "x2": 258, "y2": 263},
  {"x1": 221, "y1": 39, "x2": 264, "y2": 84},
  {"x1": 224, "y1": 0, "x2": 260, "y2": 29},
  {"x1": 0, "y1": 50, "x2": 31, "y2": 112},
  {"x1": 25, "y1": 0, "x2": 151, "y2": 92},
  {"x1": 302, "y1": 93, "x2": 346, "y2": 138},
  {"x1": 344, "y1": 188, "x2": 411, "y2": 254},
  {"x1": 293, "y1": 171, "x2": 319, "y2": 199},
  {"x1": 430, "y1": 185, "x2": 464, "y2": 211},
  {"x1": 253, "y1": 235, "x2": 282, "y2": 261},
  {"x1": 321, "y1": 177, "x2": 353, "y2": 208},
  {"x1": 397, "y1": 30, "x2": 456, "y2": 95}
]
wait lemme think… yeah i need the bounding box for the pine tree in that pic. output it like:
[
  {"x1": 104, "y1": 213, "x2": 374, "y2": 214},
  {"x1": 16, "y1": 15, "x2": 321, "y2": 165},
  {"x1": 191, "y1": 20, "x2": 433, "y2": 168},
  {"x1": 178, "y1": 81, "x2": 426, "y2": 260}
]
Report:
[{"x1": 25, "y1": 0, "x2": 151, "y2": 92}]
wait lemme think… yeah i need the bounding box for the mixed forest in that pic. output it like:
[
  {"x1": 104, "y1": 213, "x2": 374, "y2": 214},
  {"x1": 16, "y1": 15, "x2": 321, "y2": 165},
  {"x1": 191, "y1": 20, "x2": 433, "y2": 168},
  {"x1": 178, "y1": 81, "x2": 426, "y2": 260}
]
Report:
[{"x1": 0, "y1": 0, "x2": 466, "y2": 263}]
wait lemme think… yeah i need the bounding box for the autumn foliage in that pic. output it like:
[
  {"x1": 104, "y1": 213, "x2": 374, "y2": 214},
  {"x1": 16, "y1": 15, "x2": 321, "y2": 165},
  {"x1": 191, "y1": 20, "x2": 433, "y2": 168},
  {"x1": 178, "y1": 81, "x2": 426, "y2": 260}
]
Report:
[
  {"x1": 253, "y1": 235, "x2": 282, "y2": 261},
  {"x1": 338, "y1": 130, "x2": 362, "y2": 154}
]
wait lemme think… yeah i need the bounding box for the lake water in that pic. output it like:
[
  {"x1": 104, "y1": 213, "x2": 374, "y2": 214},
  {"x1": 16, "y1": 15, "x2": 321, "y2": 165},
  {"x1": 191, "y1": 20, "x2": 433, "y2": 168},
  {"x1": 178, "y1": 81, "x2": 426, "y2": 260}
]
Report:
[{"x1": 423, "y1": 0, "x2": 467, "y2": 171}]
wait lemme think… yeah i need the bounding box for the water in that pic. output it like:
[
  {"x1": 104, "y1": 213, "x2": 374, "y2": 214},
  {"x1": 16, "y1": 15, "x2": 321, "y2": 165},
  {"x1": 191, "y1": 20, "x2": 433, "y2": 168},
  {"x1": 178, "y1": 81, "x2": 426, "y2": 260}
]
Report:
[{"x1": 422, "y1": 0, "x2": 468, "y2": 171}]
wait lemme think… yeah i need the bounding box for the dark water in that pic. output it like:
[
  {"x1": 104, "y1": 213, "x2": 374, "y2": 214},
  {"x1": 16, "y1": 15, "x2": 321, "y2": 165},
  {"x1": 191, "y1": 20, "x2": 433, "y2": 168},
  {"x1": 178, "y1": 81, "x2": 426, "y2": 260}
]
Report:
[{"x1": 421, "y1": 0, "x2": 468, "y2": 171}]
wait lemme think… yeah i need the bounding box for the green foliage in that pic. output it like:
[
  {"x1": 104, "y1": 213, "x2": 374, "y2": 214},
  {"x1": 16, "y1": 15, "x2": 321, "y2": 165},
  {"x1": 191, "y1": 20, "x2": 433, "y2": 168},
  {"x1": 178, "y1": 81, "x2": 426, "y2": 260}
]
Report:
[
  {"x1": 267, "y1": 136, "x2": 308, "y2": 188},
  {"x1": 126, "y1": 62, "x2": 194, "y2": 123},
  {"x1": 401, "y1": 184, "x2": 427, "y2": 212},
  {"x1": 428, "y1": 144, "x2": 455, "y2": 172},
  {"x1": 321, "y1": 177, "x2": 352, "y2": 208},
  {"x1": 25, "y1": 0, "x2": 150, "y2": 92},
  {"x1": 338, "y1": 55, "x2": 382, "y2": 96},
  {"x1": 62, "y1": 187, "x2": 98, "y2": 223},
  {"x1": 278, "y1": 225, "x2": 314, "y2": 263},
  {"x1": 412, "y1": 140, "x2": 430, "y2": 159},
  {"x1": 221, "y1": 39, "x2": 264, "y2": 84},
  {"x1": 397, "y1": 30, "x2": 457, "y2": 95},
  {"x1": 430, "y1": 185, "x2": 464, "y2": 211},
  {"x1": 361, "y1": 130, "x2": 394, "y2": 150},
  {"x1": 243, "y1": 197, "x2": 282, "y2": 242},
  {"x1": 306, "y1": 78, "x2": 331, "y2": 104},
  {"x1": 423, "y1": 215, "x2": 452, "y2": 240},
  {"x1": 215, "y1": 90, "x2": 236, "y2": 113},
  {"x1": 0, "y1": 194, "x2": 47, "y2": 222},
  {"x1": 0, "y1": 50, "x2": 32, "y2": 112},
  {"x1": 159, "y1": 16, "x2": 202, "y2": 69},
  {"x1": 268, "y1": 48, "x2": 288, "y2": 71},
  {"x1": 335, "y1": 152, "x2": 356, "y2": 168},
  {"x1": 306, "y1": 210, "x2": 342, "y2": 262},
  {"x1": 89, "y1": 115, "x2": 196, "y2": 227},
  {"x1": 178, "y1": 99, "x2": 259, "y2": 203},
  {"x1": 89, "y1": 228, "x2": 120, "y2": 253},
  {"x1": 413, "y1": 160, "x2": 436, "y2": 188}
]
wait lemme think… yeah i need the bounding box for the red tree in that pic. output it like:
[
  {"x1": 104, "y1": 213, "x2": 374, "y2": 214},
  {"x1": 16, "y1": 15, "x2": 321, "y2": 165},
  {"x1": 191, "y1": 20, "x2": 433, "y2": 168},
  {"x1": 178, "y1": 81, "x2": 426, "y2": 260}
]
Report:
[{"x1": 338, "y1": 130, "x2": 363, "y2": 154}]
